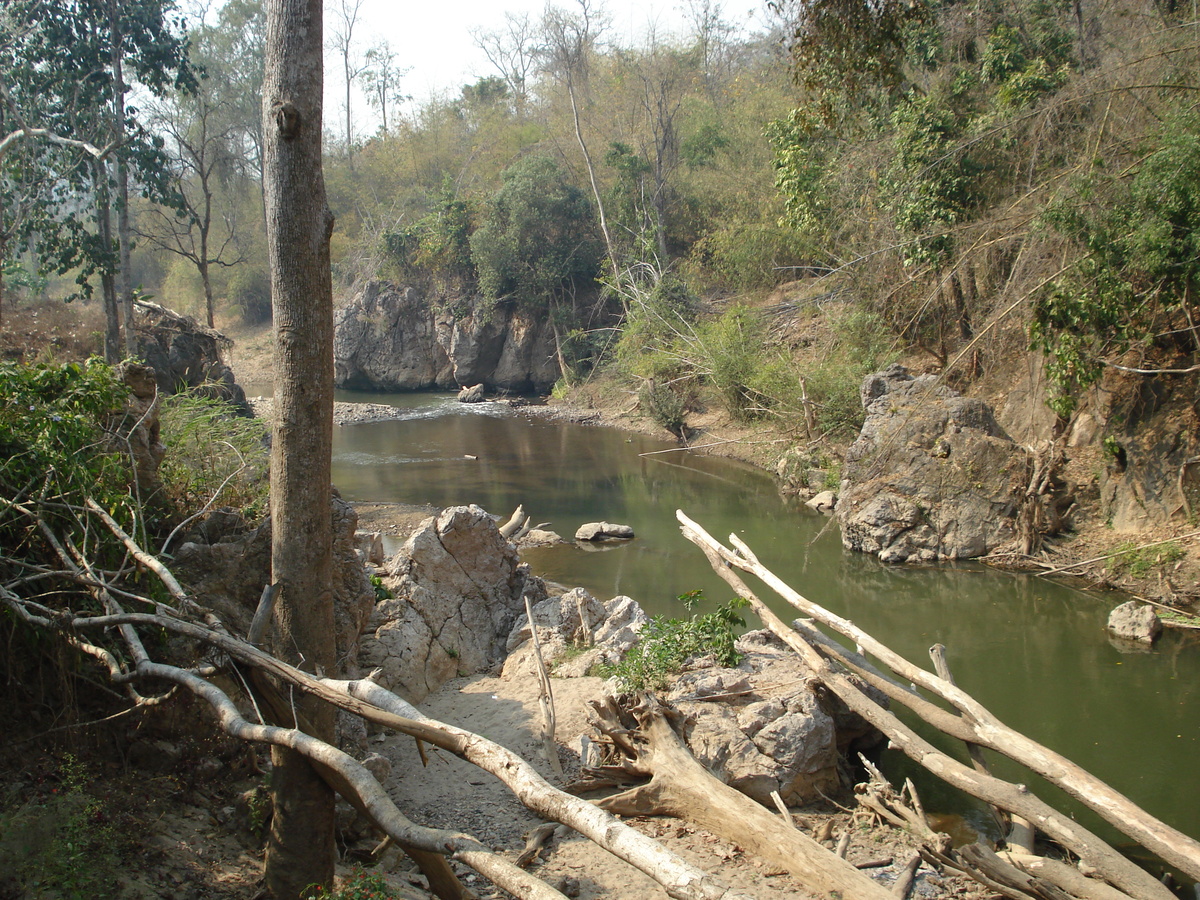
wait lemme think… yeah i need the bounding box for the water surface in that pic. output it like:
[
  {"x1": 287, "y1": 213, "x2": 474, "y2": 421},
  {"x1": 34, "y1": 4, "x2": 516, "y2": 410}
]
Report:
[{"x1": 331, "y1": 392, "x2": 1200, "y2": 862}]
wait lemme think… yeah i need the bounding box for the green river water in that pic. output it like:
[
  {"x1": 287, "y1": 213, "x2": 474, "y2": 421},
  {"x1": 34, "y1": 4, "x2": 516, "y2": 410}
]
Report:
[{"x1": 328, "y1": 391, "x2": 1200, "y2": 872}]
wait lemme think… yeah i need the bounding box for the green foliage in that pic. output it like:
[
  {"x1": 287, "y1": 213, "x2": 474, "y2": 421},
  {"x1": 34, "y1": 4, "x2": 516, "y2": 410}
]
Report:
[
  {"x1": 1108, "y1": 542, "x2": 1184, "y2": 578},
  {"x1": 766, "y1": 106, "x2": 834, "y2": 237},
  {"x1": 885, "y1": 89, "x2": 981, "y2": 268},
  {"x1": 305, "y1": 867, "x2": 403, "y2": 900},
  {"x1": 157, "y1": 389, "x2": 269, "y2": 518},
  {"x1": 370, "y1": 574, "x2": 393, "y2": 603},
  {"x1": 470, "y1": 155, "x2": 602, "y2": 312},
  {"x1": 601, "y1": 592, "x2": 748, "y2": 692},
  {"x1": 0, "y1": 359, "x2": 132, "y2": 540},
  {"x1": 1034, "y1": 109, "x2": 1200, "y2": 415},
  {"x1": 639, "y1": 380, "x2": 689, "y2": 439},
  {"x1": 689, "y1": 221, "x2": 811, "y2": 290},
  {"x1": 0, "y1": 756, "x2": 121, "y2": 900},
  {"x1": 384, "y1": 179, "x2": 476, "y2": 286},
  {"x1": 695, "y1": 305, "x2": 771, "y2": 419},
  {"x1": 226, "y1": 265, "x2": 272, "y2": 325}
]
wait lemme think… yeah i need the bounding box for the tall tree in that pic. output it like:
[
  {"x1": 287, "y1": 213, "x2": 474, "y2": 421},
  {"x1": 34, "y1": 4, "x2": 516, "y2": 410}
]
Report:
[
  {"x1": 361, "y1": 41, "x2": 407, "y2": 135},
  {"x1": 262, "y1": 0, "x2": 337, "y2": 897},
  {"x1": 0, "y1": 0, "x2": 195, "y2": 361},
  {"x1": 471, "y1": 11, "x2": 540, "y2": 112},
  {"x1": 329, "y1": 0, "x2": 365, "y2": 155},
  {"x1": 540, "y1": 0, "x2": 620, "y2": 282}
]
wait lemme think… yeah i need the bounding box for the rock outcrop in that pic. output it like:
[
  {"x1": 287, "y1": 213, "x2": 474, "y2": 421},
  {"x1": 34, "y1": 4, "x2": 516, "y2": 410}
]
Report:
[
  {"x1": 172, "y1": 493, "x2": 377, "y2": 676},
  {"x1": 360, "y1": 505, "x2": 547, "y2": 703},
  {"x1": 133, "y1": 301, "x2": 247, "y2": 411},
  {"x1": 333, "y1": 282, "x2": 560, "y2": 393},
  {"x1": 838, "y1": 364, "x2": 1029, "y2": 562},
  {"x1": 663, "y1": 629, "x2": 882, "y2": 806}
]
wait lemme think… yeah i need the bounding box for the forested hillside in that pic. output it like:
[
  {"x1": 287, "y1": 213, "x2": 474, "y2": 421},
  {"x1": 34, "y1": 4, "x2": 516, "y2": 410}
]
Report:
[{"x1": 2, "y1": 0, "x2": 1198, "y2": 453}]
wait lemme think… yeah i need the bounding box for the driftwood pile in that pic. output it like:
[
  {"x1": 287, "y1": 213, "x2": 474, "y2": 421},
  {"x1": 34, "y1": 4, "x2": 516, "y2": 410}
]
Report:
[
  {"x1": 4, "y1": 492, "x2": 1199, "y2": 900},
  {"x1": 676, "y1": 510, "x2": 1200, "y2": 900}
]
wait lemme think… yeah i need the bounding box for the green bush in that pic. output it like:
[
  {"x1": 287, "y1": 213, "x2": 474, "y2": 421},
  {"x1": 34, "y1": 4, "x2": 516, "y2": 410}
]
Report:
[
  {"x1": 600, "y1": 592, "x2": 747, "y2": 692},
  {"x1": 226, "y1": 265, "x2": 272, "y2": 325},
  {"x1": 695, "y1": 305, "x2": 770, "y2": 419},
  {"x1": 157, "y1": 389, "x2": 269, "y2": 519},
  {"x1": 0, "y1": 756, "x2": 121, "y2": 900},
  {"x1": 0, "y1": 359, "x2": 132, "y2": 544},
  {"x1": 639, "y1": 380, "x2": 689, "y2": 439},
  {"x1": 305, "y1": 867, "x2": 404, "y2": 900}
]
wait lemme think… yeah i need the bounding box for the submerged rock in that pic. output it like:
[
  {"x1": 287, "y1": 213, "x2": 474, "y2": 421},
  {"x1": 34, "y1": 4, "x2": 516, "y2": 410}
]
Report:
[{"x1": 575, "y1": 522, "x2": 635, "y2": 541}]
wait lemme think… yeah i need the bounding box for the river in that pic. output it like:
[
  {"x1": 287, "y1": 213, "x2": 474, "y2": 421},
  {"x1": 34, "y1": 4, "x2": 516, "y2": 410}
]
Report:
[{"x1": 329, "y1": 391, "x2": 1200, "y2": 869}]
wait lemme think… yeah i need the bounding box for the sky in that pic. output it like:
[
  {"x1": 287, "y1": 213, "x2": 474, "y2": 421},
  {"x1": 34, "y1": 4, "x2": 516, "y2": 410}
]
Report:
[{"x1": 331, "y1": 0, "x2": 766, "y2": 132}]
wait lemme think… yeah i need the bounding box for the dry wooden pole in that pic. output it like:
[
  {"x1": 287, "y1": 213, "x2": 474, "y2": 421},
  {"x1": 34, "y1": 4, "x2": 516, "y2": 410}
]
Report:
[
  {"x1": 677, "y1": 509, "x2": 1200, "y2": 887},
  {"x1": 525, "y1": 595, "x2": 564, "y2": 778},
  {"x1": 675, "y1": 511, "x2": 1176, "y2": 900}
]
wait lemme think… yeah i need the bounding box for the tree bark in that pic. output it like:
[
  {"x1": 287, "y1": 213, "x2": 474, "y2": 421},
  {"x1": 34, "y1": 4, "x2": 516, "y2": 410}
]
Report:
[{"x1": 262, "y1": 0, "x2": 337, "y2": 897}]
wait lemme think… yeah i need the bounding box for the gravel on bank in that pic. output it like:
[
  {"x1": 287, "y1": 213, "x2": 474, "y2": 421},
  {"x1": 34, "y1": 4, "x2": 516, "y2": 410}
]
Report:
[{"x1": 246, "y1": 396, "x2": 415, "y2": 426}]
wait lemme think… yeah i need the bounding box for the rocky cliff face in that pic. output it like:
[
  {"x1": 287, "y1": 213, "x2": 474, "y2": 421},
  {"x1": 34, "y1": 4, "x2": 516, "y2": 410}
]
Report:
[{"x1": 333, "y1": 282, "x2": 560, "y2": 393}]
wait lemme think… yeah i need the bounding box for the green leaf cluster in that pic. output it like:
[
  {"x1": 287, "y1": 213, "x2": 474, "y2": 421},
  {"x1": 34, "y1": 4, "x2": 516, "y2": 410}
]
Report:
[
  {"x1": 601, "y1": 591, "x2": 748, "y2": 692},
  {"x1": 156, "y1": 389, "x2": 269, "y2": 518},
  {"x1": 469, "y1": 155, "x2": 602, "y2": 312},
  {"x1": 0, "y1": 359, "x2": 131, "y2": 541}
]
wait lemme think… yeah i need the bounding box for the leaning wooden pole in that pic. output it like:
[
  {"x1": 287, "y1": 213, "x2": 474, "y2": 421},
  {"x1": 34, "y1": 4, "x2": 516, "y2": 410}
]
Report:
[{"x1": 676, "y1": 510, "x2": 1184, "y2": 900}]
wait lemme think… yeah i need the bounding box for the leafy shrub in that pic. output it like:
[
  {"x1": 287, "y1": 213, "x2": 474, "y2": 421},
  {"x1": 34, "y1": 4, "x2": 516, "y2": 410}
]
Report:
[
  {"x1": 601, "y1": 592, "x2": 748, "y2": 692},
  {"x1": 0, "y1": 756, "x2": 121, "y2": 900},
  {"x1": 227, "y1": 265, "x2": 272, "y2": 325},
  {"x1": 695, "y1": 305, "x2": 770, "y2": 419},
  {"x1": 305, "y1": 867, "x2": 404, "y2": 900},
  {"x1": 470, "y1": 155, "x2": 602, "y2": 313},
  {"x1": 639, "y1": 380, "x2": 689, "y2": 439},
  {"x1": 0, "y1": 359, "x2": 132, "y2": 544},
  {"x1": 157, "y1": 389, "x2": 269, "y2": 519}
]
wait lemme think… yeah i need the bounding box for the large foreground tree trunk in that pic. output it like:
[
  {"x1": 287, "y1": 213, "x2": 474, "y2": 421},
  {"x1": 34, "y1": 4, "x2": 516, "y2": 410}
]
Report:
[{"x1": 262, "y1": 0, "x2": 337, "y2": 897}]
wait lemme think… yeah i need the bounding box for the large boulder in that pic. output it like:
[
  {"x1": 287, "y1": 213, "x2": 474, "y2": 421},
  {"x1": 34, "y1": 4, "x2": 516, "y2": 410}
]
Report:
[
  {"x1": 172, "y1": 493, "x2": 376, "y2": 675},
  {"x1": 502, "y1": 588, "x2": 648, "y2": 679},
  {"x1": 837, "y1": 365, "x2": 1029, "y2": 562},
  {"x1": 1106, "y1": 601, "x2": 1162, "y2": 645},
  {"x1": 333, "y1": 281, "x2": 560, "y2": 393},
  {"x1": 360, "y1": 505, "x2": 547, "y2": 702},
  {"x1": 133, "y1": 301, "x2": 247, "y2": 411},
  {"x1": 664, "y1": 630, "x2": 882, "y2": 806}
]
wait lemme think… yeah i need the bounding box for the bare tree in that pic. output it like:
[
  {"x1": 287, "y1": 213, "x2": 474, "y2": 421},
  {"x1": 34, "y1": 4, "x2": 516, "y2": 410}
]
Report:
[
  {"x1": 141, "y1": 93, "x2": 246, "y2": 327},
  {"x1": 361, "y1": 41, "x2": 408, "y2": 135},
  {"x1": 262, "y1": 0, "x2": 337, "y2": 895},
  {"x1": 471, "y1": 11, "x2": 540, "y2": 111},
  {"x1": 328, "y1": 0, "x2": 365, "y2": 155},
  {"x1": 539, "y1": 0, "x2": 620, "y2": 281}
]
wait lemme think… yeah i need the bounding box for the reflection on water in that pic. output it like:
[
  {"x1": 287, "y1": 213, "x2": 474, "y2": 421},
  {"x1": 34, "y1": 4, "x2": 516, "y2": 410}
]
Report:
[{"x1": 331, "y1": 394, "x2": 1200, "y2": 856}]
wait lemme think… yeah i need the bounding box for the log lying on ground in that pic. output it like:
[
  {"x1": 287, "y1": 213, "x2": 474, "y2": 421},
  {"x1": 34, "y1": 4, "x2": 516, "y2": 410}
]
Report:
[
  {"x1": 577, "y1": 693, "x2": 897, "y2": 900},
  {"x1": 0, "y1": 586, "x2": 753, "y2": 900},
  {"x1": 676, "y1": 510, "x2": 1182, "y2": 900}
]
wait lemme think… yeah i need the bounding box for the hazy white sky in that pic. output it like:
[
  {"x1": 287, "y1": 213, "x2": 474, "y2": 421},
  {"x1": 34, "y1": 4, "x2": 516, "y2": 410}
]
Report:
[{"x1": 328, "y1": 0, "x2": 765, "y2": 132}]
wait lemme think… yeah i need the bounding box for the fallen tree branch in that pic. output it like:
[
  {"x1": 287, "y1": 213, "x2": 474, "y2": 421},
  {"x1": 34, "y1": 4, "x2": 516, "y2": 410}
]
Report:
[
  {"x1": 675, "y1": 510, "x2": 1180, "y2": 900},
  {"x1": 580, "y1": 693, "x2": 897, "y2": 900},
  {"x1": 0, "y1": 586, "x2": 754, "y2": 900},
  {"x1": 681, "y1": 511, "x2": 1200, "y2": 892}
]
